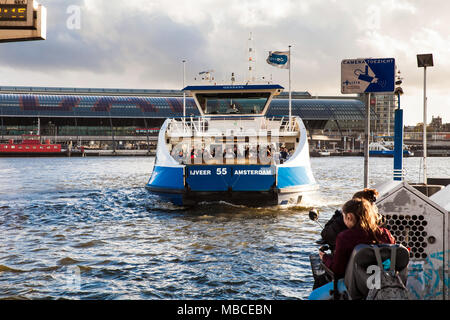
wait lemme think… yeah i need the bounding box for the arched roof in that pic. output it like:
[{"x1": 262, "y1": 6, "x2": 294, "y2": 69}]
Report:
[{"x1": 0, "y1": 94, "x2": 373, "y2": 120}]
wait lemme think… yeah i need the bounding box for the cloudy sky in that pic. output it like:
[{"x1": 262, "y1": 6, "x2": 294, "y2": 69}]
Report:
[{"x1": 1, "y1": 0, "x2": 449, "y2": 125}]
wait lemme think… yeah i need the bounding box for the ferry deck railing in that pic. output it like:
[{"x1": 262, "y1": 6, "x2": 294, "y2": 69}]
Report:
[
  {"x1": 166, "y1": 116, "x2": 299, "y2": 138},
  {"x1": 165, "y1": 116, "x2": 300, "y2": 165}
]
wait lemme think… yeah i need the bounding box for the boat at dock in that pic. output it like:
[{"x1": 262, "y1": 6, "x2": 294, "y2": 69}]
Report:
[
  {"x1": 146, "y1": 84, "x2": 319, "y2": 206},
  {"x1": 0, "y1": 135, "x2": 63, "y2": 156},
  {"x1": 310, "y1": 149, "x2": 331, "y2": 157},
  {"x1": 369, "y1": 141, "x2": 413, "y2": 157}
]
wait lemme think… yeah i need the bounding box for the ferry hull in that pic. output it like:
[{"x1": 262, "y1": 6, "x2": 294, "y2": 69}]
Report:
[
  {"x1": 146, "y1": 164, "x2": 319, "y2": 206},
  {"x1": 146, "y1": 188, "x2": 278, "y2": 206},
  {"x1": 146, "y1": 186, "x2": 318, "y2": 207}
]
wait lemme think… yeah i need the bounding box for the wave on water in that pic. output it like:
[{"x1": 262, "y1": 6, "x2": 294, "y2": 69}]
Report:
[
  {"x1": 57, "y1": 257, "x2": 81, "y2": 266},
  {"x1": 0, "y1": 265, "x2": 25, "y2": 273},
  {"x1": 71, "y1": 240, "x2": 106, "y2": 249},
  {"x1": 7, "y1": 157, "x2": 442, "y2": 299}
]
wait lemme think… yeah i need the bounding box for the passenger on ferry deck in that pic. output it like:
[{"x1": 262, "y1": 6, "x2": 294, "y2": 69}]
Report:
[{"x1": 177, "y1": 150, "x2": 184, "y2": 163}]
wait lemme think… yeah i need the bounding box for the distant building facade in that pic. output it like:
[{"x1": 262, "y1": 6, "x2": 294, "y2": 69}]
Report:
[
  {"x1": 371, "y1": 92, "x2": 397, "y2": 136},
  {"x1": 430, "y1": 115, "x2": 443, "y2": 131}
]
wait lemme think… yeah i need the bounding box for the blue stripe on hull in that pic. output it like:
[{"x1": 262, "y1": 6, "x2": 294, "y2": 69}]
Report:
[
  {"x1": 148, "y1": 165, "x2": 316, "y2": 196},
  {"x1": 147, "y1": 166, "x2": 184, "y2": 190},
  {"x1": 277, "y1": 166, "x2": 316, "y2": 188},
  {"x1": 370, "y1": 150, "x2": 411, "y2": 156},
  {"x1": 186, "y1": 165, "x2": 275, "y2": 192}
]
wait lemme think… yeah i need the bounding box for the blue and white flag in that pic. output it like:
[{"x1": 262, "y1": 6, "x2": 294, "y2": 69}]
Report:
[{"x1": 266, "y1": 51, "x2": 290, "y2": 69}]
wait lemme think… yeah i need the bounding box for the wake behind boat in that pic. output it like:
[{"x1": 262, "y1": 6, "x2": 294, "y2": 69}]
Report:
[{"x1": 146, "y1": 84, "x2": 319, "y2": 206}]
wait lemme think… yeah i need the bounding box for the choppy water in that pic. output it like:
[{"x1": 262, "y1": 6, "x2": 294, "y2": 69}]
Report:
[{"x1": 0, "y1": 156, "x2": 448, "y2": 300}]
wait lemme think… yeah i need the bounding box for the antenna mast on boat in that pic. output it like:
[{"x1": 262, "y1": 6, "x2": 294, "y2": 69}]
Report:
[{"x1": 247, "y1": 32, "x2": 255, "y2": 83}]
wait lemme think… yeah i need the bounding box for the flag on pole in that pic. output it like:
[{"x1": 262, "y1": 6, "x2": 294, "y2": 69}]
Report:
[
  {"x1": 266, "y1": 51, "x2": 290, "y2": 69},
  {"x1": 267, "y1": 47, "x2": 292, "y2": 129}
]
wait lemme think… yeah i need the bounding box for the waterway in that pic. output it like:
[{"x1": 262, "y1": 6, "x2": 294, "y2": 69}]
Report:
[{"x1": 0, "y1": 156, "x2": 448, "y2": 299}]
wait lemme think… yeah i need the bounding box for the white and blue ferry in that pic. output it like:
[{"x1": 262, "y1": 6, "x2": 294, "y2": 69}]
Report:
[{"x1": 146, "y1": 84, "x2": 318, "y2": 206}]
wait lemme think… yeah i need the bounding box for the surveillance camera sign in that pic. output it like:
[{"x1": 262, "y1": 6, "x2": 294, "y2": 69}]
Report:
[{"x1": 341, "y1": 58, "x2": 395, "y2": 94}]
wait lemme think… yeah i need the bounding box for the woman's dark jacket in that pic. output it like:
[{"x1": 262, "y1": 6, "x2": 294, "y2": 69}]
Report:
[
  {"x1": 320, "y1": 210, "x2": 347, "y2": 250},
  {"x1": 322, "y1": 226, "x2": 395, "y2": 279}
]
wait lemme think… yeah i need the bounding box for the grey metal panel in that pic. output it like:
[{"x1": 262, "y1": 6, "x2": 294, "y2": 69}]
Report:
[{"x1": 375, "y1": 180, "x2": 448, "y2": 300}]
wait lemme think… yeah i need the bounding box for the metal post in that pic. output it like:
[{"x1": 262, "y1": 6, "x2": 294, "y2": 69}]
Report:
[
  {"x1": 364, "y1": 93, "x2": 371, "y2": 188},
  {"x1": 387, "y1": 99, "x2": 390, "y2": 136},
  {"x1": 143, "y1": 118, "x2": 151, "y2": 152},
  {"x1": 423, "y1": 66, "x2": 427, "y2": 185},
  {"x1": 109, "y1": 116, "x2": 116, "y2": 152},
  {"x1": 393, "y1": 106, "x2": 403, "y2": 181},
  {"x1": 288, "y1": 45, "x2": 292, "y2": 130},
  {"x1": 74, "y1": 117, "x2": 79, "y2": 146}
]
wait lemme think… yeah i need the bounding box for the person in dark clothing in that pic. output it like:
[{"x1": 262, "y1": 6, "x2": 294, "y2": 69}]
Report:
[
  {"x1": 319, "y1": 209, "x2": 347, "y2": 251},
  {"x1": 320, "y1": 188, "x2": 380, "y2": 251},
  {"x1": 320, "y1": 197, "x2": 395, "y2": 278},
  {"x1": 309, "y1": 197, "x2": 395, "y2": 299},
  {"x1": 312, "y1": 188, "x2": 381, "y2": 290}
]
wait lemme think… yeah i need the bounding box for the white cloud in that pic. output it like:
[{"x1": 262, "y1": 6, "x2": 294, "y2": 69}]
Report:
[{"x1": 0, "y1": 0, "x2": 448, "y2": 125}]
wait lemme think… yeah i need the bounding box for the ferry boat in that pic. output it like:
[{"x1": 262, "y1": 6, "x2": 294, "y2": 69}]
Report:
[
  {"x1": 146, "y1": 84, "x2": 319, "y2": 206},
  {"x1": 0, "y1": 135, "x2": 62, "y2": 156}
]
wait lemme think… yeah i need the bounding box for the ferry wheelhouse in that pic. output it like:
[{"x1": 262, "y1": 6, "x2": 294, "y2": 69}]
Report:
[{"x1": 146, "y1": 84, "x2": 318, "y2": 206}]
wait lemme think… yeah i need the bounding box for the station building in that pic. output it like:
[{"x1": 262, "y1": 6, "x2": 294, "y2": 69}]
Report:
[{"x1": 0, "y1": 86, "x2": 373, "y2": 151}]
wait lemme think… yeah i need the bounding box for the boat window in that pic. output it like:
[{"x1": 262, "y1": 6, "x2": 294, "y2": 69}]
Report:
[{"x1": 196, "y1": 92, "x2": 270, "y2": 115}]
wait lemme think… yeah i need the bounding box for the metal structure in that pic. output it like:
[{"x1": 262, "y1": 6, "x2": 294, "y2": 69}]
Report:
[
  {"x1": 376, "y1": 180, "x2": 449, "y2": 300},
  {"x1": 417, "y1": 54, "x2": 434, "y2": 185},
  {"x1": 0, "y1": 93, "x2": 368, "y2": 122}
]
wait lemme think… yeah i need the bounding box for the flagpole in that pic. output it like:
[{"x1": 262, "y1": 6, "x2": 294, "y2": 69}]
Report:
[{"x1": 288, "y1": 45, "x2": 292, "y2": 130}]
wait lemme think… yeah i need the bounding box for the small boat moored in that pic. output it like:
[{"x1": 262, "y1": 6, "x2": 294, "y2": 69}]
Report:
[
  {"x1": 0, "y1": 135, "x2": 63, "y2": 156},
  {"x1": 369, "y1": 141, "x2": 413, "y2": 157}
]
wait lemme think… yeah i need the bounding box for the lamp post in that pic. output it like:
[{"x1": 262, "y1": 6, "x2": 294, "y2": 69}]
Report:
[{"x1": 417, "y1": 53, "x2": 433, "y2": 185}]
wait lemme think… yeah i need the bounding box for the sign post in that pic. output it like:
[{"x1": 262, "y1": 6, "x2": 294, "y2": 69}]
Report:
[
  {"x1": 341, "y1": 58, "x2": 395, "y2": 188},
  {"x1": 363, "y1": 93, "x2": 371, "y2": 188}
]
